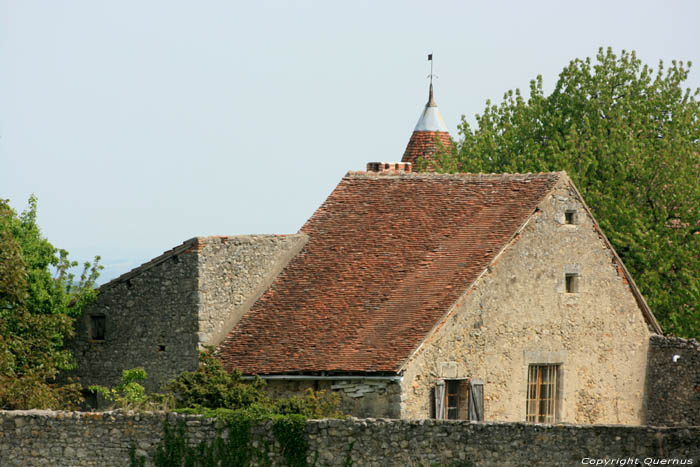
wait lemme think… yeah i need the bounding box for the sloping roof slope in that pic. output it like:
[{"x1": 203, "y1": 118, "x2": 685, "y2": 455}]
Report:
[{"x1": 217, "y1": 172, "x2": 561, "y2": 375}]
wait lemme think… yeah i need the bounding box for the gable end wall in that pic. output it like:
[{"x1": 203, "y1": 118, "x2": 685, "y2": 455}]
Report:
[
  {"x1": 197, "y1": 234, "x2": 308, "y2": 347},
  {"x1": 71, "y1": 235, "x2": 307, "y2": 393},
  {"x1": 71, "y1": 247, "x2": 201, "y2": 392},
  {"x1": 400, "y1": 178, "x2": 652, "y2": 424}
]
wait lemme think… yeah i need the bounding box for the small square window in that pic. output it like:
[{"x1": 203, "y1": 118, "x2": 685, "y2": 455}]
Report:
[
  {"x1": 565, "y1": 274, "x2": 579, "y2": 293},
  {"x1": 89, "y1": 315, "x2": 106, "y2": 341},
  {"x1": 565, "y1": 210, "x2": 576, "y2": 224}
]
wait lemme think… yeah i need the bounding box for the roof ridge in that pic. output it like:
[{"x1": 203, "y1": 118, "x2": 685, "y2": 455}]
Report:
[
  {"x1": 98, "y1": 234, "x2": 301, "y2": 292},
  {"x1": 98, "y1": 237, "x2": 199, "y2": 292}
]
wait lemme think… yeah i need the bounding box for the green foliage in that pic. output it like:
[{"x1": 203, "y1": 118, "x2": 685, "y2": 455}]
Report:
[
  {"x1": 152, "y1": 419, "x2": 199, "y2": 467},
  {"x1": 129, "y1": 444, "x2": 146, "y2": 467},
  {"x1": 125, "y1": 349, "x2": 346, "y2": 466},
  {"x1": 166, "y1": 349, "x2": 268, "y2": 411},
  {"x1": 143, "y1": 417, "x2": 254, "y2": 467},
  {"x1": 90, "y1": 368, "x2": 174, "y2": 411},
  {"x1": 343, "y1": 441, "x2": 355, "y2": 467},
  {"x1": 134, "y1": 415, "x2": 305, "y2": 467},
  {"x1": 272, "y1": 414, "x2": 309, "y2": 467},
  {"x1": 167, "y1": 349, "x2": 343, "y2": 419},
  {"x1": 430, "y1": 47, "x2": 700, "y2": 337},
  {"x1": 272, "y1": 388, "x2": 343, "y2": 419},
  {"x1": 0, "y1": 196, "x2": 102, "y2": 409}
]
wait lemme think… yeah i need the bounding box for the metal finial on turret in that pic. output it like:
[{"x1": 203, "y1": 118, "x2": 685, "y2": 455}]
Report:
[
  {"x1": 427, "y1": 53, "x2": 437, "y2": 107},
  {"x1": 412, "y1": 53, "x2": 447, "y2": 132}
]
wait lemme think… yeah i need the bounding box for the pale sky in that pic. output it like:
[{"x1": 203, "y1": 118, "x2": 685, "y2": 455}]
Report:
[{"x1": 2, "y1": 0, "x2": 699, "y2": 284}]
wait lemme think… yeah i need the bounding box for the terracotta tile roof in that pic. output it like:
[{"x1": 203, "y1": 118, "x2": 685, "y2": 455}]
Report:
[
  {"x1": 401, "y1": 131, "x2": 453, "y2": 169},
  {"x1": 217, "y1": 172, "x2": 562, "y2": 375}
]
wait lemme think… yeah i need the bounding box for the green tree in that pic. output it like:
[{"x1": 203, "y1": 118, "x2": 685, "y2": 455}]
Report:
[
  {"x1": 0, "y1": 196, "x2": 102, "y2": 409},
  {"x1": 430, "y1": 47, "x2": 700, "y2": 337}
]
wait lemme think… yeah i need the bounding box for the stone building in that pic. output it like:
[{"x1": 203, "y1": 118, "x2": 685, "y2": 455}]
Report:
[{"x1": 72, "y1": 84, "x2": 667, "y2": 425}]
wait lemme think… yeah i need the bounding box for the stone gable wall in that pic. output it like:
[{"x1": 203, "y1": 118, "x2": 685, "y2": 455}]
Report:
[
  {"x1": 197, "y1": 234, "x2": 307, "y2": 347},
  {"x1": 646, "y1": 335, "x2": 700, "y2": 426},
  {"x1": 1, "y1": 410, "x2": 698, "y2": 466},
  {"x1": 400, "y1": 179, "x2": 652, "y2": 424},
  {"x1": 70, "y1": 246, "x2": 201, "y2": 393},
  {"x1": 70, "y1": 235, "x2": 305, "y2": 394}
]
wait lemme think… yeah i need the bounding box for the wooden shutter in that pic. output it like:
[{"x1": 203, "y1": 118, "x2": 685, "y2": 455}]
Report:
[
  {"x1": 468, "y1": 379, "x2": 484, "y2": 421},
  {"x1": 458, "y1": 379, "x2": 469, "y2": 420},
  {"x1": 434, "y1": 380, "x2": 445, "y2": 420}
]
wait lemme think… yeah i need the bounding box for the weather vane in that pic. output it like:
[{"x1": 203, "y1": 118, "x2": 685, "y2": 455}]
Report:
[{"x1": 427, "y1": 53, "x2": 438, "y2": 86}]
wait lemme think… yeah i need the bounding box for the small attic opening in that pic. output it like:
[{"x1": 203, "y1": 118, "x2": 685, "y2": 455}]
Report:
[
  {"x1": 89, "y1": 315, "x2": 106, "y2": 341},
  {"x1": 565, "y1": 273, "x2": 579, "y2": 293},
  {"x1": 565, "y1": 210, "x2": 576, "y2": 225}
]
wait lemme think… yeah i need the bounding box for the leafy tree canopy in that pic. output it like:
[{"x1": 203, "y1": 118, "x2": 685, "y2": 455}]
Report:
[
  {"x1": 0, "y1": 196, "x2": 102, "y2": 409},
  {"x1": 430, "y1": 47, "x2": 700, "y2": 337}
]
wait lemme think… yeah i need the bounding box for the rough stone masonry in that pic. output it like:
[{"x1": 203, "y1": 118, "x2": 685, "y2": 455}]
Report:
[
  {"x1": 69, "y1": 234, "x2": 306, "y2": 394},
  {"x1": 1, "y1": 410, "x2": 698, "y2": 466}
]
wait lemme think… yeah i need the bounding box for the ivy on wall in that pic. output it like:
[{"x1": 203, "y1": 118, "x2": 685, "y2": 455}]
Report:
[{"x1": 130, "y1": 412, "x2": 310, "y2": 467}]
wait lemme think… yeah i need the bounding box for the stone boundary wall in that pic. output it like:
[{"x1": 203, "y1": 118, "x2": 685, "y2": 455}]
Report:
[
  {"x1": 1, "y1": 410, "x2": 699, "y2": 466},
  {"x1": 646, "y1": 335, "x2": 700, "y2": 426}
]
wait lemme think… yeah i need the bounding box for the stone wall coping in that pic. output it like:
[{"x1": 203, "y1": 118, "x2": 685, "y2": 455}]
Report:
[
  {"x1": 97, "y1": 234, "x2": 304, "y2": 293},
  {"x1": 1, "y1": 410, "x2": 698, "y2": 431},
  {"x1": 650, "y1": 334, "x2": 700, "y2": 349}
]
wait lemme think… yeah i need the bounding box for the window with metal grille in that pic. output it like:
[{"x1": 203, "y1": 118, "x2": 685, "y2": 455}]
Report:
[
  {"x1": 445, "y1": 380, "x2": 461, "y2": 419},
  {"x1": 526, "y1": 364, "x2": 559, "y2": 423}
]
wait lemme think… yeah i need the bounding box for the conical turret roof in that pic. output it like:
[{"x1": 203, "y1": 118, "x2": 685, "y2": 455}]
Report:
[
  {"x1": 402, "y1": 83, "x2": 452, "y2": 169},
  {"x1": 413, "y1": 83, "x2": 448, "y2": 132}
]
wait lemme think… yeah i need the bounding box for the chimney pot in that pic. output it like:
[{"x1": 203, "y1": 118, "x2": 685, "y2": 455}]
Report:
[{"x1": 366, "y1": 162, "x2": 412, "y2": 174}]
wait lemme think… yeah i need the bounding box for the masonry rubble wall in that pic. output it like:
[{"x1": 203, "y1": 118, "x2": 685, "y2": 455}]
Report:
[
  {"x1": 70, "y1": 240, "x2": 201, "y2": 393},
  {"x1": 70, "y1": 235, "x2": 305, "y2": 394},
  {"x1": 1, "y1": 410, "x2": 698, "y2": 467},
  {"x1": 196, "y1": 234, "x2": 307, "y2": 347},
  {"x1": 646, "y1": 335, "x2": 700, "y2": 427},
  {"x1": 401, "y1": 179, "x2": 653, "y2": 424},
  {"x1": 264, "y1": 379, "x2": 402, "y2": 419}
]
